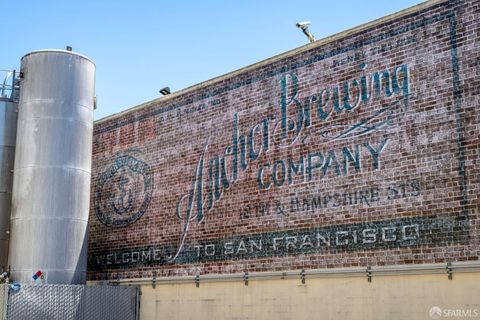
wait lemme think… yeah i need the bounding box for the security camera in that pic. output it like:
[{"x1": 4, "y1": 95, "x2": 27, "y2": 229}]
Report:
[
  {"x1": 296, "y1": 21, "x2": 311, "y2": 30},
  {"x1": 295, "y1": 21, "x2": 315, "y2": 43}
]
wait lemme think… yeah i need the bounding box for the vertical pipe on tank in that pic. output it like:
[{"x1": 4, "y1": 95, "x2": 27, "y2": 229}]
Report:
[
  {"x1": 0, "y1": 99, "x2": 17, "y2": 272},
  {"x1": 8, "y1": 50, "x2": 95, "y2": 284}
]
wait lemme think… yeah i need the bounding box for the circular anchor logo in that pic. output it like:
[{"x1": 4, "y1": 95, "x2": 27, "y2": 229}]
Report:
[{"x1": 95, "y1": 154, "x2": 154, "y2": 227}]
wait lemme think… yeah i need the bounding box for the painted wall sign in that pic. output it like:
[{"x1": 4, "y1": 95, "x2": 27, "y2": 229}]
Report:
[
  {"x1": 89, "y1": 1, "x2": 478, "y2": 280},
  {"x1": 95, "y1": 152, "x2": 154, "y2": 227},
  {"x1": 92, "y1": 215, "x2": 469, "y2": 269}
]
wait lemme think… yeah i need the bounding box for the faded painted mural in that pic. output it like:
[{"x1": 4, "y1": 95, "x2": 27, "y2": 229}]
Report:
[{"x1": 88, "y1": 0, "x2": 479, "y2": 279}]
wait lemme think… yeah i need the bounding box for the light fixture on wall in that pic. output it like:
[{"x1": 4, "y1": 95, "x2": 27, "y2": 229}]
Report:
[
  {"x1": 296, "y1": 21, "x2": 315, "y2": 43},
  {"x1": 159, "y1": 87, "x2": 171, "y2": 95}
]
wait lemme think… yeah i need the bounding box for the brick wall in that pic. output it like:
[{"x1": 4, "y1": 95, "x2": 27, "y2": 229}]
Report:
[{"x1": 88, "y1": 0, "x2": 480, "y2": 280}]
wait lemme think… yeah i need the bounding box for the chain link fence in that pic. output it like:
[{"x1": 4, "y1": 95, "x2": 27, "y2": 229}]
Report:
[
  {"x1": 0, "y1": 285, "x2": 6, "y2": 320},
  {"x1": 0, "y1": 284, "x2": 139, "y2": 320}
]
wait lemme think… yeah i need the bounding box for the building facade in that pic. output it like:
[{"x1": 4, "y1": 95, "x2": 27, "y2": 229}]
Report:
[{"x1": 88, "y1": 0, "x2": 480, "y2": 318}]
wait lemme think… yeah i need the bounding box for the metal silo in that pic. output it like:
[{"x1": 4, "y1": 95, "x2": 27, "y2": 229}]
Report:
[
  {"x1": 8, "y1": 50, "x2": 95, "y2": 284},
  {"x1": 0, "y1": 70, "x2": 18, "y2": 273}
]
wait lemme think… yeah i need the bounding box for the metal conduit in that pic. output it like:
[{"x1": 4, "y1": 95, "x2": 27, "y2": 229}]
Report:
[{"x1": 107, "y1": 261, "x2": 480, "y2": 286}]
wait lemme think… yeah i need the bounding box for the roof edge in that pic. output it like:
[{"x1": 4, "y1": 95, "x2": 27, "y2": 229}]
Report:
[{"x1": 22, "y1": 49, "x2": 95, "y2": 66}]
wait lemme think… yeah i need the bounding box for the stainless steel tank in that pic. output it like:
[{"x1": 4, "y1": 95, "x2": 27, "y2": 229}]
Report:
[
  {"x1": 0, "y1": 99, "x2": 17, "y2": 273},
  {"x1": 8, "y1": 50, "x2": 95, "y2": 284}
]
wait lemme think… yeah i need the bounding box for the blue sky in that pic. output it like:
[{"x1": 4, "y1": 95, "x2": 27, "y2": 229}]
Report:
[{"x1": 1, "y1": 1, "x2": 423, "y2": 120}]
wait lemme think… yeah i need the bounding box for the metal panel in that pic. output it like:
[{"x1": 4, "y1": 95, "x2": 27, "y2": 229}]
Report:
[
  {"x1": 77, "y1": 286, "x2": 139, "y2": 320},
  {"x1": 0, "y1": 100, "x2": 17, "y2": 273},
  {"x1": 9, "y1": 50, "x2": 95, "y2": 284},
  {"x1": 5, "y1": 285, "x2": 138, "y2": 320}
]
